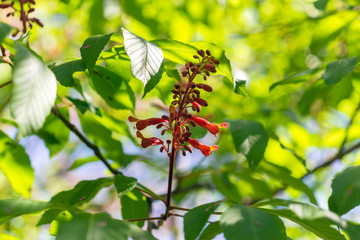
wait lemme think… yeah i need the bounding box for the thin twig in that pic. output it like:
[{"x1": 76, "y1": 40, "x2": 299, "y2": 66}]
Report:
[
  {"x1": 0, "y1": 80, "x2": 12, "y2": 89},
  {"x1": 121, "y1": 216, "x2": 164, "y2": 222},
  {"x1": 51, "y1": 107, "x2": 120, "y2": 175},
  {"x1": 170, "y1": 206, "x2": 223, "y2": 215}
]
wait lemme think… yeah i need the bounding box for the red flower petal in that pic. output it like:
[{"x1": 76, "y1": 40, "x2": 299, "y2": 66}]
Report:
[
  {"x1": 136, "y1": 118, "x2": 167, "y2": 130},
  {"x1": 188, "y1": 138, "x2": 218, "y2": 156},
  {"x1": 141, "y1": 137, "x2": 164, "y2": 148}
]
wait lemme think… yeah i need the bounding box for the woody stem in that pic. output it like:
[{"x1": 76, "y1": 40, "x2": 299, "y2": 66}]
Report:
[{"x1": 165, "y1": 143, "x2": 176, "y2": 217}]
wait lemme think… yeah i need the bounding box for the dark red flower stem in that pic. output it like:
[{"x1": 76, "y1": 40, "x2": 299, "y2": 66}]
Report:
[
  {"x1": 165, "y1": 70, "x2": 198, "y2": 218},
  {"x1": 19, "y1": 0, "x2": 27, "y2": 34}
]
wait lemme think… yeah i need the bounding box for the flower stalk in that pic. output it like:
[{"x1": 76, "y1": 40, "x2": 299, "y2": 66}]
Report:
[{"x1": 129, "y1": 49, "x2": 228, "y2": 218}]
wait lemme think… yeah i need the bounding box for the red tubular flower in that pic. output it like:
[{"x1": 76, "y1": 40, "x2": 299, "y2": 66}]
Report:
[
  {"x1": 128, "y1": 116, "x2": 167, "y2": 131},
  {"x1": 136, "y1": 131, "x2": 164, "y2": 148},
  {"x1": 190, "y1": 116, "x2": 228, "y2": 137},
  {"x1": 188, "y1": 138, "x2": 218, "y2": 156}
]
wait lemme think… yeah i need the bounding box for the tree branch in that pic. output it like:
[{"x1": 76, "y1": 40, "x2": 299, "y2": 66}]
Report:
[
  {"x1": 0, "y1": 80, "x2": 12, "y2": 89},
  {"x1": 51, "y1": 107, "x2": 120, "y2": 175}
]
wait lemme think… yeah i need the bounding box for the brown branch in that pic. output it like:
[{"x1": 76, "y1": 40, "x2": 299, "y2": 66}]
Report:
[
  {"x1": 51, "y1": 107, "x2": 120, "y2": 175},
  {"x1": 121, "y1": 216, "x2": 164, "y2": 222},
  {"x1": 251, "y1": 104, "x2": 360, "y2": 204},
  {"x1": 0, "y1": 80, "x2": 12, "y2": 89}
]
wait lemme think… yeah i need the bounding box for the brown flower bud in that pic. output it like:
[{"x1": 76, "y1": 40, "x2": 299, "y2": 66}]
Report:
[
  {"x1": 206, "y1": 50, "x2": 211, "y2": 56},
  {"x1": 197, "y1": 83, "x2": 212, "y2": 92},
  {"x1": 161, "y1": 130, "x2": 166, "y2": 135},
  {"x1": 204, "y1": 63, "x2": 216, "y2": 72},
  {"x1": 185, "y1": 62, "x2": 190, "y2": 69},
  {"x1": 171, "y1": 89, "x2": 179, "y2": 94},
  {"x1": 166, "y1": 139, "x2": 171, "y2": 144},
  {"x1": 211, "y1": 57, "x2": 219, "y2": 64},
  {"x1": 193, "y1": 89, "x2": 200, "y2": 95},
  {"x1": 189, "y1": 62, "x2": 194, "y2": 67},
  {"x1": 160, "y1": 146, "x2": 165, "y2": 152},
  {"x1": 190, "y1": 82, "x2": 196, "y2": 88},
  {"x1": 197, "y1": 50, "x2": 205, "y2": 57},
  {"x1": 161, "y1": 115, "x2": 170, "y2": 121},
  {"x1": 190, "y1": 121, "x2": 196, "y2": 127},
  {"x1": 193, "y1": 55, "x2": 199, "y2": 59},
  {"x1": 181, "y1": 70, "x2": 188, "y2": 76},
  {"x1": 182, "y1": 150, "x2": 186, "y2": 156},
  {"x1": 203, "y1": 76, "x2": 207, "y2": 80},
  {"x1": 190, "y1": 66, "x2": 197, "y2": 72},
  {"x1": 194, "y1": 98, "x2": 208, "y2": 107},
  {"x1": 183, "y1": 132, "x2": 192, "y2": 138},
  {"x1": 156, "y1": 124, "x2": 164, "y2": 129}
]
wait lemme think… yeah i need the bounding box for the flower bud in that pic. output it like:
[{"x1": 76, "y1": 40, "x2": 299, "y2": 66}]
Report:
[
  {"x1": 185, "y1": 62, "x2": 190, "y2": 69},
  {"x1": 204, "y1": 63, "x2": 216, "y2": 73},
  {"x1": 171, "y1": 89, "x2": 179, "y2": 94},
  {"x1": 211, "y1": 58, "x2": 220, "y2": 65},
  {"x1": 206, "y1": 50, "x2": 211, "y2": 56},
  {"x1": 197, "y1": 50, "x2": 205, "y2": 57},
  {"x1": 194, "y1": 98, "x2": 208, "y2": 107},
  {"x1": 193, "y1": 55, "x2": 199, "y2": 59},
  {"x1": 190, "y1": 82, "x2": 196, "y2": 88},
  {"x1": 160, "y1": 146, "x2": 165, "y2": 152},
  {"x1": 197, "y1": 83, "x2": 212, "y2": 92},
  {"x1": 182, "y1": 150, "x2": 186, "y2": 156},
  {"x1": 166, "y1": 139, "x2": 171, "y2": 144},
  {"x1": 190, "y1": 66, "x2": 197, "y2": 72}
]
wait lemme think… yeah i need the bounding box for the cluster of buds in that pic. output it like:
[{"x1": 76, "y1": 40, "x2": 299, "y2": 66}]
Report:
[
  {"x1": 0, "y1": 0, "x2": 43, "y2": 36},
  {"x1": 129, "y1": 49, "x2": 228, "y2": 157}
]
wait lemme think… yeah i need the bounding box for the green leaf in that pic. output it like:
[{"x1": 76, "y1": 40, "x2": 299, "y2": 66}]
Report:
[
  {"x1": 0, "y1": 131, "x2": 34, "y2": 198},
  {"x1": 0, "y1": 63, "x2": 13, "y2": 110},
  {"x1": 69, "y1": 156, "x2": 98, "y2": 170},
  {"x1": 234, "y1": 80, "x2": 248, "y2": 97},
  {"x1": 37, "y1": 178, "x2": 113, "y2": 225},
  {"x1": 80, "y1": 33, "x2": 112, "y2": 74},
  {"x1": 151, "y1": 39, "x2": 198, "y2": 64},
  {"x1": 189, "y1": 41, "x2": 234, "y2": 83},
  {"x1": 323, "y1": 56, "x2": 357, "y2": 85},
  {"x1": 53, "y1": 59, "x2": 86, "y2": 87},
  {"x1": 184, "y1": 201, "x2": 221, "y2": 240},
  {"x1": 198, "y1": 222, "x2": 222, "y2": 240},
  {"x1": 228, "y1": 119, "x2": 268, "y2": 170},
  {"x1": 121, "y1": 189, "x2": 148, "y2": 227},
  {"x1": 143, "y1": 62, "x2": 165, "y2": 98},
  {"x1": 0, "y1": 22, "x2": 12, "y2": 44},
  {"x1": 220, "y1": 205, "x2": 287, "y2": 240},
  {"x1": 66, "y1": 97, "x2": 90, "y2": 114},
  {"x1": 257, "y1": 160, "x2": 317, "y2": 204},
  {"x1": 314, "y1": 0, "x2": 328, "y2": 11},
  {"x1": 114, "y1": 174, "x2": 138, "y2": 198},
  {"x1": 79, "y1": 113, "x2": 124, "y2": 163},
  {"x1": 91, "y1": 65, "x2": 135, "y2": 111},
  {"x1": 56, "y1": 212, "x2": 156, "y2": 240},
  {"x1": 328, "y1": 165, "x2": 360, "y2": 215},
  {"x1": 36, "y1": 107, "x2": 70, "y2": 156},
  {"x1": 122, "y1": 28, "x2": 164, "y2": 86},
  {"x1": 255, "y1": 199, "x2": 347, "y2": 240},
  {"x1": 88, "y1": 0, "x2": 105, "y2": 35},
  {"x1": 0, "y1": 199, "x2": 49, "y2": 225},
  {"x1": 10, "y1": 43, "x2": 57, "y2": 139},
  {"x1": 297, "y1": 81, "x2": 330, "y2": 115},
  {"x1": 269, "y1": 68, "x2": 319, "y2": 91}
]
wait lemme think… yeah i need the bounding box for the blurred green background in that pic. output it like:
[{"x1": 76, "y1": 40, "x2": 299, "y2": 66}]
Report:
[{"x1": 1, "y1": 0, "x2": 360, "y2": 239}]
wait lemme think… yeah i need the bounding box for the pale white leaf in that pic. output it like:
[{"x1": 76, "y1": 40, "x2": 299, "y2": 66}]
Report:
[
  {"x1": 122, "y1": 28, "x2": 163, "y2": 85},
  {"x1": 10, "y1": 43, "x2": 57, "y2": 139}
]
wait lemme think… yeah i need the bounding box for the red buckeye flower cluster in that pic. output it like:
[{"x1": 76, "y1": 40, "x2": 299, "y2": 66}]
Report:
[{"x1": 129, "y1": 49, "x2": 228, "y2": 157}]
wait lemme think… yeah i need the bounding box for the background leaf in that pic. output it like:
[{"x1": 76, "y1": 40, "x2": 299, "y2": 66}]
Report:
[
  {"x1": 56, "y1": 212, "x2": 156, "y2": 240},
  {"x1": 0, "y1": 22, "x2": 11, "y2": 44},
  {"x1": 53, "y1": 59, "x2": 86, "y2": 87},
  {"x1": 323, "y1": 56, "x2": 357, "y2": 85},
  {"x1": 114, "y1": 174, "x2": 137, "y2": 198},
  {"x1": 0, "y1": 131, "x2": 34, "y2": 198},
  {"x1": 121, "y1": 189, "x2": 148, "y2": 227},
  {"x1": 37, "y1": 178, "x2": 113, "y2": 225},
  {"x1": 80, "y1": 33, "x2": 112, "y2": 74},
  {"x1": 10, "y1": 43, "x2": 57, "y2": 139},
  {"x1": 183, "y1": 201, "x2": 221, "y2": 240},
  {"x1": 122, "y1": 28, "x2": 164, "y2": 86},
  {"x1": 0, "y1": 199, "x2": 49, "y2": 225},
  {"x1": 234, "y1": 80, "x2": 249, "y2": 97},
  {"x1": 228, "y1": 119, "x2": 268, "y2": 169},
  {"x1": 328, "y1": 165, "x2": 360, "y2": 216},
  {"x1": 220, "y1": 205, "x2": 287, "y2": 240}
]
